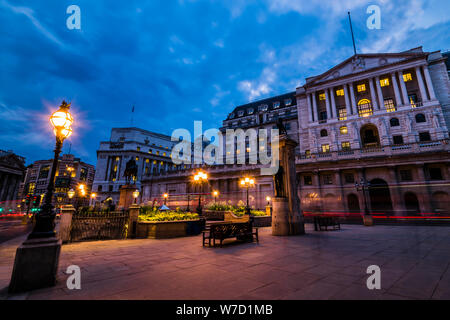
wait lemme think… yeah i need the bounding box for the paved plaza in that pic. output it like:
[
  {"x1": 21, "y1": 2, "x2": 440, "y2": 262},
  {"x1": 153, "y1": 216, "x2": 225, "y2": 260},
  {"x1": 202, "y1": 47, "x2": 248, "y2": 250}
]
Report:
[{"x1": 0, "y1": 224, "x2": 449, "y2": 300}]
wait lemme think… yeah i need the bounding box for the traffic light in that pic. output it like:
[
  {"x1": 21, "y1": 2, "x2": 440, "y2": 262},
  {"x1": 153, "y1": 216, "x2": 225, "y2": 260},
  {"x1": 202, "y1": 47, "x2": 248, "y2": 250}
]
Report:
[
  {"x1": 32, "y1": 195, "x2": 39, "y2": 207},
  {"x1": 25, "y1": 194, "x2": 31, "y2": 206}
]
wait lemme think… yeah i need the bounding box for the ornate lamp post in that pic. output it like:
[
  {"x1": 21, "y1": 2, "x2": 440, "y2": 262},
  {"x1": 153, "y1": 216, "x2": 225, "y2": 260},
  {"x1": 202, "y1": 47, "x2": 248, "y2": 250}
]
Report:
[
  {"x1": 212, "y1": 190, "x2": 219, "y2": 204},
  {"x1": 90, "y1": 193, "x2": 97, "y2": 207},
  {"x1": 133, "y1": 189, "x2": 140, "y2": 204},
  {"x1": 163, "y1": 193, "x2": 169, "y2": 205},
  {"x1": 240, "y1": 177, "x2": 255, "y2": 215},
  {"x1": 355, "y1": 178, "x2": 373, "y2": 226},
  {"x1": 266, "y1": 196, "x2": 271, "y2": 205},
  {"x1": 9, "y1": 100, "x2": 73, "y2": 293},
  {"x1": 67, "y1": 188, "x2": 75, "y2": 205},
  {"x1": 193, "y1": 171, "x2": 208, "y2": 215},
  {"x1": 29, "y1": 101, "x2": 73, "y2": 239}
]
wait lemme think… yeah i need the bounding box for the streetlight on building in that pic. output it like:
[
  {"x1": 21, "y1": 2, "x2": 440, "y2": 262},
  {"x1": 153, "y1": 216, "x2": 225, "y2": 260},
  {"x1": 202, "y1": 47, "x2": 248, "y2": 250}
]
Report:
[
  {"x1": 240, "y1": 177, "x2": 255, "y2": 215},
  {"x1": 29, "y1": 101, "x2": 73, "y2": 239},
  {"x1": 355, "y1": 178, "x2": 373, "y2": 226},
  {"x1": 192, "y1": 171, "x2": 208, "y2": 215}
]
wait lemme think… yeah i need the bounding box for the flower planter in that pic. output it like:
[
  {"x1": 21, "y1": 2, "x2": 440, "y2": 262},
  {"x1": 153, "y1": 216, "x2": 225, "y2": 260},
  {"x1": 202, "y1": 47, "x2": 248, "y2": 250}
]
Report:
[
  {"x1": 223, "y1": 211, "x2": 272, "y2": 227},
  {"x1": 202, "y1": 210, "x2": 230, "y2": 221},
  {"x1": 137, "y1": 219, "x2": 202, "y2": 239}
]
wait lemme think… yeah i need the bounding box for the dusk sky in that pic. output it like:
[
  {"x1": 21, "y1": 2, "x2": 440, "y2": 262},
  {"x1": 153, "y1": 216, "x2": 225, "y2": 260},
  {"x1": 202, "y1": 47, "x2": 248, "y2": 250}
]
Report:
[{"x1": 0, "y1": 0, "x2": 449, "y2": 165}]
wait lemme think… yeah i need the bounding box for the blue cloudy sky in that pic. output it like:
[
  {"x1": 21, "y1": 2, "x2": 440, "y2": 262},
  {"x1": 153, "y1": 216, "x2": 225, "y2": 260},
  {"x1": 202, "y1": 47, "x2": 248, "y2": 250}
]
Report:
[{"x1": 0, "y1": 0, "x2": 449, "y2": 165}]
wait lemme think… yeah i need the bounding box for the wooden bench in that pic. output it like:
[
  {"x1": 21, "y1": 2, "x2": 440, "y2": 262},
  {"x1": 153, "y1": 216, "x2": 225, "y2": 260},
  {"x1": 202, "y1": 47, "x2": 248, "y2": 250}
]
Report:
[
  {"x1": 202, "y1": 222, "x2": 259, "y2": 247},
  {"x1": 314, "y1": 216, "x2": 341, "y2": 231}
]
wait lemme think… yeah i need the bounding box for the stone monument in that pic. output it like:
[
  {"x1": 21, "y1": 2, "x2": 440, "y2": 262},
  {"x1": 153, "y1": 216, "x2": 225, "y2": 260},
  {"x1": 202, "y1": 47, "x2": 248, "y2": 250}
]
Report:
[
  {"x1": 272, "y1": 119, "x2": 305, "y2": 236},
  {"x1": 118, "y1": 158, "x2": 139, "y2": 209}
]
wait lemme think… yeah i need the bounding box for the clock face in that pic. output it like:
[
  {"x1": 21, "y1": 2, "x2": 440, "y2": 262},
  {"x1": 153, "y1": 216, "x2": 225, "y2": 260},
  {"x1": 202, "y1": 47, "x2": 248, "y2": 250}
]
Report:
[{"x1": 352, "y1": 57, "x2": 365, "y2": 70}]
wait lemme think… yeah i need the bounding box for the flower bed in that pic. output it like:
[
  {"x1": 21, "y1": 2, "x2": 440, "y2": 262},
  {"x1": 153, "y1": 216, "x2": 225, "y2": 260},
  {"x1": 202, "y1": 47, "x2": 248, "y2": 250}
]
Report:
[{"x1": 137, "y1": 208, "x2": 202, "y2": 238}]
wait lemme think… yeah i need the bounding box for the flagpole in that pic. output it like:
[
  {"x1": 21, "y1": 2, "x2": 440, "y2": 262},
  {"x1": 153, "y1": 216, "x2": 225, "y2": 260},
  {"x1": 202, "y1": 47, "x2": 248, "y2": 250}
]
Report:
[{"x1": 348, "y1": 11, "x2": 357, "y2": 55}]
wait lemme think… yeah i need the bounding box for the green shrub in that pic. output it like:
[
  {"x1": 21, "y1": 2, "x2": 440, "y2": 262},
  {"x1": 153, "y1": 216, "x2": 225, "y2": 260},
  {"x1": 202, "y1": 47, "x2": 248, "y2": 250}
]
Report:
[{"x1": 205, "y1": 202, "x2": 233, "y2": 211}]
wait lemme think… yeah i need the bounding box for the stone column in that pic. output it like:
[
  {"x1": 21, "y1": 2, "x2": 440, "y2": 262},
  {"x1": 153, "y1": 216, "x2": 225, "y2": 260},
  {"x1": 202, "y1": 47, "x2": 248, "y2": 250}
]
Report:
[
  {"x1": 330, "y1": 88, "x2": 336, "y2": 120},
  {"x1": 59, "y1": 205, "x2": 76, "y2": 243},
  {"x1": 415, "y1": 165, "x2": 433, "y2": 213},
  {"x1": 343, "y1": 84, "x2": 352, "y2": 117},
  {"x1": 375, "y1": 76, "x2": 384, "y2": 110},
  {"x1": 369, "y1": 78, "x2": 379, "y2": 110},
  {"x1": 387, "y1": 167, "x2": 405, "y2": 216},
  {"x1": 423, "y1": 66, "x2": 437, "y2": 101},
  {"x1": 391, "y1": 72, "x2": 402, "y2": 107},
  {"x1": 307, "y1": 94, "x2": 313, "y2": 123},
  {"x1": 128, "y1": 203, "x2": 140, "y2": 238},
  {"x1": 325, "y1": 89, "x2": 332, "y2": 120},
  {"x1": 312, "y1": 92, "x2": 318, "y2": 123},
  {"x1": 272, "y1": 136, "x2": 305, "y2": 236},
  {"x1": 398, "y1": 71, "x2": 409, "y2": 106},
  {"x1": 334, "y1": 170, "x2": 345, "y2": 213},
  {"x1": 349, "y1": 83, "x2": 357, "y2": 115},
  {"x1": 415, "y1": 66, "x2": 428, "y2": 102}
]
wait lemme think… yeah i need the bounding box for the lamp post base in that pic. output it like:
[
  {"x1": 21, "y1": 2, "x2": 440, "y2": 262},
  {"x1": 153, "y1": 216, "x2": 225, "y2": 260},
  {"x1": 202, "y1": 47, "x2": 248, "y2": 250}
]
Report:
[{"x1": 9, "y1": 236, "x2": 61, "y2": 293}]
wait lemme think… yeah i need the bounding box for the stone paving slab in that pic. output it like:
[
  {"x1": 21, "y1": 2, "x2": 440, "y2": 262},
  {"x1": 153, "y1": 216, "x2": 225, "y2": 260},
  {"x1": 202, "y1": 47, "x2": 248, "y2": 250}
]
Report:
[{"x1": 0, "y1": 223, "x2": 449, "y2": 300}]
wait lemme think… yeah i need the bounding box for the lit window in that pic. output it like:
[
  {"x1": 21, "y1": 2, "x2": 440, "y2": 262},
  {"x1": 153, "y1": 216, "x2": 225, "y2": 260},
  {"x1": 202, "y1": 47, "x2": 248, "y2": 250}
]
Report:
[
  {"x1": 403, "y1": 73, "x2": 412, "y2": 82},
  {"x1": 273, "y1": 102, "x2": 280, "y2": 109},
  {"x1": 137, "y1": 147, "x2": 140, "y2": 151},
  {"x1": 247, "y1": 108, "x2": 254, "y2": 114},
  {"x1": 156, "y1": 151, "x2": 159, "y2": 155},
  {"x1": 246, "y1": 147, "x2": 251, "y2": 153},
  {"x1": 336, "y1": 89, "x2": 344, "y2": 96},
  {"x1": 236, "y1": 149, "x2": 240, "y2": 154},
  {"x1": 340, "y1": 126, "x2": 348, "y2": 135},
  {"x1": 135, "y1": 157, "x2": 139, "y2": 161},
  {"x1": 284, "y1": 99, "x2": 292, "y2": 105},
  {"x1": 259, "y1": 104, "x2": 268, "y2": 111},
  {"x1": 357, "y1": 99, "x2": 373, "y2": 117},
  {"x1": 148, "y1": 150, "x2": 152, "y2": 154},
  {"x1": 384, "y1": 98, "x2": 396, "y2": 113},
  {"x1": 357, "y1": 84, "x2": 366, "y2": 92},
  {"x1": 338, "y1": 108, "x2": 347, "y2": 121},
  {"x1": 380, "y1": 78, "x2": 390, "y2": 87},
  {"x1": 238, "y1": 110, "x2": 244, "y2": 117},
  {"x1": 341, "y1": 141, "x2": 351, "y2": 150},
  {"x1": 163, "y1": 152, "x2": 166, "y2": 156},
  {"x1": 145, "y1": 159, "x2": 149, "y2": 163},
  {"x1": 153, "y1": 160, "x2": 157, "y2": 164},
  {"x1": 319, "y1": 93, "x2": 326, "y2": 100},
  {"x1": 321, "y1": 144, "x2": 330, "y2": 153}
]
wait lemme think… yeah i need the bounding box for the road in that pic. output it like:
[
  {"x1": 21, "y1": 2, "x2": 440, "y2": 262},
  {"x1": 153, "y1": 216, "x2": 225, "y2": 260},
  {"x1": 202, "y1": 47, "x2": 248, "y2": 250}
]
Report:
[{"x1": 0, "y1": 219, "x2": 32, "y2": 244}]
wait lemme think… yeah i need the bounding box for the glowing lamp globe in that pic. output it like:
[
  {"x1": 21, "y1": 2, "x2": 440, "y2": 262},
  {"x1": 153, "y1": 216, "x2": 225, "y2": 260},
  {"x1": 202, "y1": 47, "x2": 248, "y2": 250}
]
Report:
[
  {"x1": 50, "y1": 101, "x2": 73, "y2": 140},
  {"x1": 67, "y1": 189, "x2": 75, "y2": 199},
  {"x1": 133, "y1": 190, "x2": 140, "y2": 199}
]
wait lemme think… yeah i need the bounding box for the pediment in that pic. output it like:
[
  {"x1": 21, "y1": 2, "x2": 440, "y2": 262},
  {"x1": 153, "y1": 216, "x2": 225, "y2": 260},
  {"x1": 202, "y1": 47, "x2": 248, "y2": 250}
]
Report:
[
  {"x1": 0, "y1": 154, "x2": 26, "y2": 170},
  {"x1": 306, "y1": 51, "x2": 427, "y2": 86}
]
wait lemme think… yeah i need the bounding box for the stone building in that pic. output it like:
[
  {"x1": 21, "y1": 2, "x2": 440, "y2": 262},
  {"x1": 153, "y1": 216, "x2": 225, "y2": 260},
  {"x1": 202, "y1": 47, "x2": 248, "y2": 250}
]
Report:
[
  {"x1": 140, "y1": 92, "x2": 298, "y2": 209},
  {"x1": 20, "y1": 154, "x2": 95, "y2": 207},
  {"x1": 0, "y1": 150, "x2": 26, "y2": 206},
  {"x1": 295, "y1": 47, "x2": 449, "y2": 216},
  {"x1": 92, "y1": 127, "x2": 184, "y2": 205},
  {"x1": 140, "y1": 47, "x2": 450, "y2": 216}
]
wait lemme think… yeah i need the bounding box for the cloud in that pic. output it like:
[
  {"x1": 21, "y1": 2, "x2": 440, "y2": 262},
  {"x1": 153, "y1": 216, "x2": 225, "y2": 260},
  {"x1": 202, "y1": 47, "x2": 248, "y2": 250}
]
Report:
[{"x1": 0, "y1": 0, "x2": 64, "y2": 47}]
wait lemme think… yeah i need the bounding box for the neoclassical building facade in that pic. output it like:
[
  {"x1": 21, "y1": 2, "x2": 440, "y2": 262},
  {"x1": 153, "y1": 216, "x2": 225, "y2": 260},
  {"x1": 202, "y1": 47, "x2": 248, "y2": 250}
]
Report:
[
  {"x1": 296, "y1": 47, "x2": 449, "y2": 216},
  {"x1": 140, "y1": 47, "x2": 449, "y2": 216}
]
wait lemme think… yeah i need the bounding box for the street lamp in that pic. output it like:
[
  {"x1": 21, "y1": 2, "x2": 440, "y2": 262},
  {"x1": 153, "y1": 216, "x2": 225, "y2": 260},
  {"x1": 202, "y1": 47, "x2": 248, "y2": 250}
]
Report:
[
  {"x1": 192, "y1": 171, "x2": 208, "y2": 215},
  {"x1": 266, "y1": 196, "x2": 271, "y2": 205},
  {"x1": 133, "y1": 189, "x2": 140, "y2": 204},
  {"x1": 240, "y1": 176, "x2": 255, "y2": 215},
  {"x1": 29, "y1": 101, "x2": 73, "y2": 239},
  {"x1": 355, "y1": 178, "x2": 373, "y2": 226},
  {"x1": 212, "y1": 190, "x2": 219, "y2": 203},
  {"x1": 163, "y1": 193, "x2": 168, "y2": 205},
  {"x1": 90, "y1": 193, "x2": 97, "y2": 207}
]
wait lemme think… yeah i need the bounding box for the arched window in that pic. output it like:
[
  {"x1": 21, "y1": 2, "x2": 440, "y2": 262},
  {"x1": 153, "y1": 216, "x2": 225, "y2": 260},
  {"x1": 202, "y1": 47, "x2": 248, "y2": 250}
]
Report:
[
  {"x1": 320, "y1": 129, "x2": 328, "y2": 137},
  {"x1": 415, "y1": 113, "x2": 426, "y2": 123},
  {"x1": 390, "y1": 118, "x2": 400, "y2": 127},
  {"x1": 357, "y1": 99, "x2": 373, "y2": 117}
]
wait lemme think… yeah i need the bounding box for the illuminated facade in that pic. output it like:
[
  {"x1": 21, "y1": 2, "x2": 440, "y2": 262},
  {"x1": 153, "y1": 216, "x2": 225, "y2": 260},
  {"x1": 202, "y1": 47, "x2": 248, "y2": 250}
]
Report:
[{"x1": 140, "y1": 47, "x2": 450, "y2": 216}]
